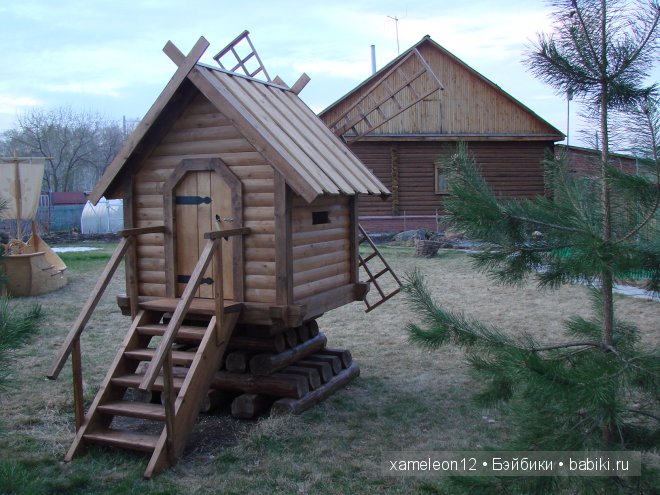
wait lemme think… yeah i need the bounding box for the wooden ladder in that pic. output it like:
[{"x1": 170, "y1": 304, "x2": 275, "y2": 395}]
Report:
[
  {"x1": 327, "y1": 48, "x2": 444, "y2": 143},
  {"x1": 358, "y1": 224, "x2": 402, "y2": 312},
  {"x1": 213, "y1": 30, "x2": 271, "y2": 81}
]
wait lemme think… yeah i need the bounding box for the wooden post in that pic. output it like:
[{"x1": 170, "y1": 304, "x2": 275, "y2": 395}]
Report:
[
  {"x1": 31, "y1": 221, "x2": 40, "y2": 251},
  {"x1": 13, "y1": 157, "x2": 23, "y2": 240},
  {"x1": 391, "y1": 145, "x2": 399, "y2": 215},
  {"x1": 162, "y1": 351, "x2": 176, "y2": 464},
  {"x1": 71, "y1": 338, "x2": 84, "y2": 431},
  {"x1": 212, "y1": 239, "x2": 224, "y2": 346},
  {"x1": 126, "y1": 237, "x2": 139, "y2": 319}
]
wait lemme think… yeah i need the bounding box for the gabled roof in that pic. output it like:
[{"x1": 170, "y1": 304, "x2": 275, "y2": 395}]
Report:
[
  {"x1": 319, "y1": 35, "x2": 564, "y2": 141},
  {"x1": 91, "y1": 36, "x2": 389, "y2": 204}
]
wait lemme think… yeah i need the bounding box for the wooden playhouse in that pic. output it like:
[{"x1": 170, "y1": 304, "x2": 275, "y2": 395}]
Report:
[{"x1": 48, "y1": 33, "x2": 400, "y2": 478}]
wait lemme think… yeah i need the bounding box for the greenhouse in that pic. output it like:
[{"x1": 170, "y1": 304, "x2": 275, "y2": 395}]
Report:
[{"x1": 80, "y1": 197, "x2": 123, "y2": 234}]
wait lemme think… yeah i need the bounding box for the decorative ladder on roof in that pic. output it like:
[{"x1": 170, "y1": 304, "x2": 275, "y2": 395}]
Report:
[
  {"x1": 48, "y1": 227, "x2": 249, "y2": 479},
  {"x1": 358, "y1": 224, "x2": 402, "y2": 312},
  {"x1": 326, "y1": 48, "x2": 444, "y2": 143},
  {"x1": 213, "y1": 30, "x2": 271, "y2": 82}
]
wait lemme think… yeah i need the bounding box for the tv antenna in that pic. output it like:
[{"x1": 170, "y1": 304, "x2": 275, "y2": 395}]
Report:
[{"x1": 387, "y1": 15, "x2": 400, "y2": 54}]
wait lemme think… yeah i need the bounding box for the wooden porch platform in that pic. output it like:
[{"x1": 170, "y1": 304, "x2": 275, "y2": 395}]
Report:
[{"x1": 117, "y1": 295, "x2": 243, "y2": 316}]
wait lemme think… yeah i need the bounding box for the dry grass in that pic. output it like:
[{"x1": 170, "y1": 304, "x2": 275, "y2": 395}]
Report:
[{"x1": 0, "y1": 244, "x2": 658, "y2": 494}]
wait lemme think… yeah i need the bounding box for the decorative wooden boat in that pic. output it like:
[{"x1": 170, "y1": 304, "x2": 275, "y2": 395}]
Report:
[
  {"x1": 1, "y1": 232, "x2": 67, "y2": 297},
  {"x1": 0, "y1": 156, "x2": 67, "y2": 296}
]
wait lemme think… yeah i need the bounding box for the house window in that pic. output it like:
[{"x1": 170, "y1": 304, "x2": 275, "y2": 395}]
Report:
[
  {"x1": 312, "y1": 210, "x2": 331, "y2": 225},
  {"x1": 435, "y1": 164, "x2": 449, "y2": 194}
]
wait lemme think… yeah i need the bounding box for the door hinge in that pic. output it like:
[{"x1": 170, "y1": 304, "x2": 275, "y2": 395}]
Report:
[
  {"x1": 177, "y1": 275, "x2": 213, "y2": 285},
  {"x1": 175, "y1": 196, "x2": 212, "y2": 205}
]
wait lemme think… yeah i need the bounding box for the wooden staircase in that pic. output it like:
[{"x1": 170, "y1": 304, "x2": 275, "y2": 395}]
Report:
[
  {"x1": 65, "y1": 303, "x2": 240, "y2": 478},
  {"x1": 48, "y1": 226, "x2": 249, "y2": 479}
]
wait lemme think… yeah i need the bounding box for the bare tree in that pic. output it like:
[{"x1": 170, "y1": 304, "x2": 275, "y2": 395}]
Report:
[{"x1": 3, "y1": 107, "x2": 131, "y2": 192}]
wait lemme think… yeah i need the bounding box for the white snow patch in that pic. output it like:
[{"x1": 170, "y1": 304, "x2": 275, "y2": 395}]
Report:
[
  {"x1": 612, "y1": 284, "x2": 660, "y2": 302},
  {"x1": 52, "y1": 247, "x2": 100, "y2": 253}
]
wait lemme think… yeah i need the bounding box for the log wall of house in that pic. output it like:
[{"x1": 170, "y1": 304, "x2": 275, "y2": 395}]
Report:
[
  {"x1": 291, "y1": 194, "x2": 351, "y2": 302},
  {"x1": 351, "y1": 141, "x2": 552, "y2": 217},
  {"x1": 131, "y1": 92, "x2": 276, "y2": 303}
]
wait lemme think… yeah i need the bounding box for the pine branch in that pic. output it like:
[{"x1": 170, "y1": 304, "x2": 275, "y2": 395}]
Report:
[
  {"x1": 530, "y1": 341, "x2": 601, "y2": 352},
  {"x1": 626, "y1": 408, "x2": 660, "y2": 421},
  {"x1": 501, "y1": 213, "x2": 583, "y2": 234}
]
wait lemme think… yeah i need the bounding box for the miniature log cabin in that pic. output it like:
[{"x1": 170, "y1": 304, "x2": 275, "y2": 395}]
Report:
[{"x1": 48, "y1": 32, "x2": 400, "y2": 479}]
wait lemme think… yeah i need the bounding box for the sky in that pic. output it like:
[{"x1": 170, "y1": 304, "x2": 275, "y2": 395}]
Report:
[{"x1": 1, "y1": 1, "x2": 658, "y2": 148}]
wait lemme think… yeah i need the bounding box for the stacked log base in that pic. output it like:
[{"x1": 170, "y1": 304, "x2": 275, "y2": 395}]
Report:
[{"x1": 206, "y1": 320, "x2": 358, "y2": 419}]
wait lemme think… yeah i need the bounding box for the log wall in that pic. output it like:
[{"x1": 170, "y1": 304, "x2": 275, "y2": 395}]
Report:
[
  {"x1": 290, "y1": 194, "x2": 351, "y2": 302},
  {"x1": 351, "y1": 140, "x2": 552, "y2": 217},
  {"x1": 132, "y1": 93, "x2": 276, "y2": 303}
]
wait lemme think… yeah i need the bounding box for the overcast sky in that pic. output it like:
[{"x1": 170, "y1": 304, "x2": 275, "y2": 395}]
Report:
[{"x1": 1, "y1": 1, "x2": 658, "y2": 148}]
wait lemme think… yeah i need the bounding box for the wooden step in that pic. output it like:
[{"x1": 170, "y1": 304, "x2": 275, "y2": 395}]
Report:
[
  {"x1": 137, "y1": 323, "x2": 206, "y2": 341},
  {"x1": 97, "y1": 400, "x2": 166, "y2": 421},
  {"x1": 112, "y1": 373, "x2": 185, "y2": 392},
  {"x1": 123, "y1": 348, "x2": 196, "y2": 366},
  {"x1": 83, "y1": 428, "x2": 159, "y2": 452}
]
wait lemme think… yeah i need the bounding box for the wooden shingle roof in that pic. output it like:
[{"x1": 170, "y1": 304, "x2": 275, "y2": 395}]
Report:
[{"x1": 91, "y1": 36, "x2": 389, "y2": 204}]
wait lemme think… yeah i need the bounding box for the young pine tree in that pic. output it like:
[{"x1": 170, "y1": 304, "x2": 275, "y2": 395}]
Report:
[{"x1": 404, "y1": 1, "x2": 660, "y2": 492}]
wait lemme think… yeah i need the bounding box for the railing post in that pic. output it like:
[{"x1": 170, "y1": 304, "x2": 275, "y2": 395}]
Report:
[
  {"x1": 212, "y1": 239, "x2": 224, "y2": 345},
  {"x1": 126, "y1": 236, "x2": 139, "y2": 319},
  {"x1": 162, "y1": 350, "x2": 176, "y2": 464},
  {"x1": 72, "y1": 338, "x2": 84, "y2": 431}
]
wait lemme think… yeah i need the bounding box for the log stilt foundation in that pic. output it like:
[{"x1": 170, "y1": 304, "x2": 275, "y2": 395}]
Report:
[{"x1": 201, "y1": 319, "x2": 358, "y2": 418}]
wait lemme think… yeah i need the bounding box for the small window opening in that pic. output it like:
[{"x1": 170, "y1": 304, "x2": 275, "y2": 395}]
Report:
[
  {"x1": 312, "y1": 210, "x2": 331, "y2": 225},
  {"x1": 435, "y1": 164, "x2": 449, "y2": 194}
]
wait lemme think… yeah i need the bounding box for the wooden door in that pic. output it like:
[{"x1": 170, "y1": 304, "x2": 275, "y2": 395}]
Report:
[{"x1": 174, "y1": 170, "x2": 235, "y2": 299}]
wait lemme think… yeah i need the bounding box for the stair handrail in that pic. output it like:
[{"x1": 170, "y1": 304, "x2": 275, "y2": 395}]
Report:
[
  {"x1": 139, "y1": 227, "x2": 250, "y2": 391},
  {"x1": 47, "y1": 225, "x2": 166, "y2": 381},
  {"x1": 46, "y1": 225, "x2": 165, "y2": 431}
]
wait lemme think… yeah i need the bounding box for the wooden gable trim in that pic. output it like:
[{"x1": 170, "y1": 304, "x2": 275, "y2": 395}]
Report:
[
  {"x1": 162, "y1": 158, "x2": 243, "y2": 299},
  {"x1": 90, "y1": 37, "x2": 211, "y2": 204}
]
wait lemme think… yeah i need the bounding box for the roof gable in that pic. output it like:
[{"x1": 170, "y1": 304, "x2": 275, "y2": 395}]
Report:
[
  {"x1": 320, "y1": 36, "x2": 563, "y2": 141},
  {"x1": 91, "y1": 36, "x2": 389, "y2": 204}
]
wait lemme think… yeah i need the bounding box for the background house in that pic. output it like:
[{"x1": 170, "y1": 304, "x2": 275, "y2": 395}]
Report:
[{"x1": 319, "y1": 35, "x2": 564, "y2": 232}]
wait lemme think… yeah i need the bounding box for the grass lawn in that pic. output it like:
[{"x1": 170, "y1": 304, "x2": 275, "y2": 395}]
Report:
[{"x1": 1, "y1": 243, "x2": 658, "y2": 494}]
